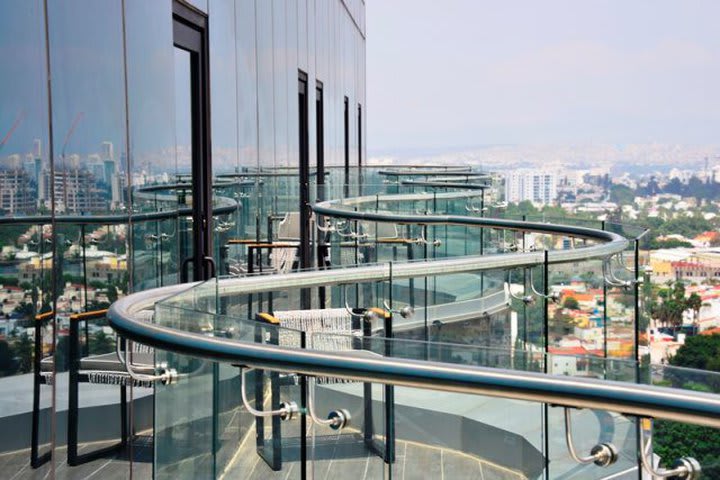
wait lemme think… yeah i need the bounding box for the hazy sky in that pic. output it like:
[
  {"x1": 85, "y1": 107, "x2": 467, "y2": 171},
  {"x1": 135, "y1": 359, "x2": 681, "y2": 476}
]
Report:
[{"x1": 366, "y1": 1, "x2": 720, "y2": 153}]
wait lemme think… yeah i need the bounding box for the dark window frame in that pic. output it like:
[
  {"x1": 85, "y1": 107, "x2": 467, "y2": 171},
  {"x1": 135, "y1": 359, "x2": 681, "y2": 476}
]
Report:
[{"x1": 173, "y1": 1, "x2": 213, "y2": 281}]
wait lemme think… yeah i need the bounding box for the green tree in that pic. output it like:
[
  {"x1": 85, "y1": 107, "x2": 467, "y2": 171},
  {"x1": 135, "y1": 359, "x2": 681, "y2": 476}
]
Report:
[
  {"x1": 656, "y1": 334, "x2": 720, "y2": 476},
  {"x1": 106, "y1": 285, "x2": 118, "y2": 304},
  {"x1": 669, "y1": 334, "x2": 720, "y2": 371},
  {"x1": 13, "y1": 333, "x2": 33, "y2": 374},
  {"x1": 0, "y1": 276, "x2": 19, "y2": 286},
  {"x1": 54, "y1": 336, "x2": 69, "y2": 372},
  {"x1": 579, "y1": 271, "x2": 601, "y2": 290},
  {"x1": 652, "y1": 282, "x2": 689, "y2": 329},
  {"x1": 609, "y1": 184, "x2": 635, "y2": 206},
  {"x1": 615, "y1": 293, "x2": 636, "y2": 310},
  {"x1": 686, "y1": 293, "x2": 703, "y2": 327},
  {"x1": 89, "y1": 331, "x2": 116, "y2": 355},
  {"x1": 653, "y1": 422, "x2": 720, "y2": 477},
  {"x1": 505, "y1": 200, "x2": 539, "y2": 218},
  {"x1": 562, "y1": 297, "x2": 580, "y2": 310},
  {"x1": 13, "y1": 301, "x2": 34, "y2": 320},
  {"x1": 0, "y1": 340, "x2": 16, "y2": 375},
  {"x1": 549, "y1": 309, "x2": 575, "y2": 340},
  {"x1": 647, "y1": 238, "x2": 693, "y2": 249}
]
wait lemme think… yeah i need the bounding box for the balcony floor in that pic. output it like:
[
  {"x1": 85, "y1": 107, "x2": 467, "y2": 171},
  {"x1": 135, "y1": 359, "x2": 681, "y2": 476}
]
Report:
[
  {"x1": 0, "y1": 436, "x2": 151, "y2": 480},
  {"x1": 223, "y1": 428, "x2": 526, "y2": 480}
]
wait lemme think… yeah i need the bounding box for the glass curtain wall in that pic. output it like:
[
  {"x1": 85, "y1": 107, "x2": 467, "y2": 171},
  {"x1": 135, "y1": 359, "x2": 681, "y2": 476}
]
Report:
[{"x1": 0, "y1": 0, "x2": 366, "y2": 477}]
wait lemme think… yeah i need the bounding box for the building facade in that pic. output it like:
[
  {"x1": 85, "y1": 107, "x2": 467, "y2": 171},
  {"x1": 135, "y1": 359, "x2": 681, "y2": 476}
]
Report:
[
  {"x1": 504, "y1": 168, "x2": 558, "y2": 205},
  {"x1": 0, "y1": 0, "x2": 365, "y2": 477}
]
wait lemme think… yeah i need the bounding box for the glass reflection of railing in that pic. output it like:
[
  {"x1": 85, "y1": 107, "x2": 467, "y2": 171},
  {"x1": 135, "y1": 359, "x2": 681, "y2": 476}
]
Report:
[{"x1": 0, "y1": 185, "x2": 243, "y2": 463}]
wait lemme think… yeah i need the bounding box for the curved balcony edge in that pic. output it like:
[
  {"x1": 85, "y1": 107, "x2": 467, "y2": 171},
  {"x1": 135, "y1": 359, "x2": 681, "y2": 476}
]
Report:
[{"x1": 108, "y1": 285, "x2": 720, "y2": 430}]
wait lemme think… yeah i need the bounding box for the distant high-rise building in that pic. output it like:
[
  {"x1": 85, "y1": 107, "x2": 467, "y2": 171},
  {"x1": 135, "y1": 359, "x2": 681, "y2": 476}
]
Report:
[
  {"x1": 47, "y1": 167, "x2": 106, "y2": 213},
  {"x1": 87, "y1": 154, "x2": 104, "y2": 182},
  {"x1": 504, "y1": 169, "x2": 558, "y2": 205},
  {"x1": 33, "y1": 138, "x2": 42, "y2": 159},
  {"x1": 101, "y1": 141, "x2": 114, "y2": 162},
  {"x1": 103, "y1": 158, "x2": 116, "y2": 185},
  {"x1": 23, "y1": 154, "x2": 43, "y2": 188},
  {"x1": 0, "y1": 158, "x2": 35, "y2": 214}
]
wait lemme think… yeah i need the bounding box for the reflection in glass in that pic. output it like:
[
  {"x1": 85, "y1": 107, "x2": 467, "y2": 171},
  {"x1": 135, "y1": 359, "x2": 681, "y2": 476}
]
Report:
[{"x1": 0, "y1": 1, "x2": 51, "y2": 476}]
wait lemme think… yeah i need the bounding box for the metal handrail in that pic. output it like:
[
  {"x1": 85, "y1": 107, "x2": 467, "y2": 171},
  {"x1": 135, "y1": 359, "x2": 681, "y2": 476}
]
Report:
[
  {"x1": 105, "y1": 188, "x2": 720, "y2": 469},
  {"x1": 399, "y1": 180, "x2": 491, "y2": 189},
  {"x1": 108, "y1": 289, "x2": 720, "y2": 429},
  {"x1": 0, "y1": 201, "x2": 237, "y2": 226},
  {"x1": 313, "y1": 197, "x2": 630, "y2": 242}
]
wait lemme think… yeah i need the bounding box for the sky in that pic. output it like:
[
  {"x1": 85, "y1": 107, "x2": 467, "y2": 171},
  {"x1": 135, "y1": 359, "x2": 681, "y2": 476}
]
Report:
[{"x1": 366, "y1": 0, "x2": 720, "y2": 153}]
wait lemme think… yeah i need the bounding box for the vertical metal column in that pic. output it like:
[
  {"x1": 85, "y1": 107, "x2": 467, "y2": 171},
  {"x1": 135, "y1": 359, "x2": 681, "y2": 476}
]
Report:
[
  {"x1": 634, "y1": 239, "x2": 642, "y2": 480},
  {"x1": 385, "y1": 262, "x2": 396, "y2": 469},
  {"x1": 81, "y1": 225, "x2": 89, "y2": 356},
  {"x1": 423, "y1": 225, "x2": 429, "y2": 342},
  {"x1": 633, "y1": 239, "x2": 640, "y2": 380},
  {"x1": 362, "y1": 309, "x2": 374, "y2": 447},
  {"x1": 300, "y1": 331, "x2": 307, "y2": 479},
  {"x1": 522, "y1": 215, "x2": 528, "y2": 346},
  {"x1": 31, "y1": 312, "x2": 51, "y2": 468},
  {"x1": 542, "y1": 251, "x2": 550, "y2": 480},
  {"x1": 67, "y1": 319, "x2": 79, "y2": 465},
  {"x1": 298, "y1": 72, "x2": 311, "y2": 309},
  {"x1": 343, "y1": 97, "x2": 349, "y2": 198},
  {"x1": 601, "y1": 221, "x2": 608, "y2": 360}
]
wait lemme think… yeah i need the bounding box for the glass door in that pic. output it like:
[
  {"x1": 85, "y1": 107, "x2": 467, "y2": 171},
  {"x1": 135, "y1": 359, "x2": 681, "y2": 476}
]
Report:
[{"x1": 173, "y1": 2, "x2": 213, "y2": 282}]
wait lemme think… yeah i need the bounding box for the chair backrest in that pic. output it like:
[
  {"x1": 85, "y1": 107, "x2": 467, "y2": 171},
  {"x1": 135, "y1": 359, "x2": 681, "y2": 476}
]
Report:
[
  {"x1": 270, "y1": 247, "x2": 297, "y2": 274},
  {"x1": 272, "y1": 308, "x2": 354, "y2": 351}
]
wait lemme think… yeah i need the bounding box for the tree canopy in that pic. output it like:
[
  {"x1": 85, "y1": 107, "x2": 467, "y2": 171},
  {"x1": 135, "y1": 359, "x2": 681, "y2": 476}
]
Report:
[{"x1": 656, "y1": 334, "x2": 720, "y2": 475}]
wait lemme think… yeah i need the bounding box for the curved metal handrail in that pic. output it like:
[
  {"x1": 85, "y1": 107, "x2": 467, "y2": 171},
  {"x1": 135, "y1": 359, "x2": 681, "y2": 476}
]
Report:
[
  {"x1": 378, "y1": 168, "x2": 485, "y2": 177},
  {"x1": 400, "y1": 180, "x2": 491, "y2": 189},
  {"x1": 313, "y1": 195, "x2": 628, "y2": 243},
  {"x1": 108, "y1": 288, "x2": 720, "y2": 429},
  {"x1": 0, "y1": 201, "x2": 238, "y2": 226},
  {"x1": 106, "y1": 189, "x2": 720, "y2": 439}
]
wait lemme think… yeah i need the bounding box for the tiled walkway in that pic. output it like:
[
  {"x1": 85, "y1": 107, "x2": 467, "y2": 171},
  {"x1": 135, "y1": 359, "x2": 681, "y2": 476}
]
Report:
[
  {"x1": 1, "y1": 437, "x2": 151, "y2": 480},
  {"x1": 222, "y1": 429, "x2": 526, "y2": 480}
]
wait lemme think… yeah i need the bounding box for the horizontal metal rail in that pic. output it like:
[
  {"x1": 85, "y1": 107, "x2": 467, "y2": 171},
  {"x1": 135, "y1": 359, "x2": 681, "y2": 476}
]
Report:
[
  {"x1": 136, "y1": 180, "x2": 250, "y2": 193},
  {"x1": 377, "y1": 169, "x2": 485, "y2": 177},
  {"x1": 113, "y1": 207, "x2": 629, "y2": 303},
  {"x1": 0, "y1": 202, "x2": 237, "y2": 226},
  {"x1": 69, "y1": 309, "x2": 108, "y2": 322},
  {"x1": 108, "y1": 289, "x2": 720, "y2": 429},
  {"x1": 399, "y1": 180, "x2": 491, "y2": 189},
  {"x1": 314, "y1": 191, "x2": 648, "y2": 240},
  {"x1": 319, "y1": 190, "x2": 483, "y2": 206},
  {"x1": 106, "y1": 196, "x2": 719, "y2": 430},
  {"x1": 315, "y1": 200, "x2": 628, "y2": 241}
]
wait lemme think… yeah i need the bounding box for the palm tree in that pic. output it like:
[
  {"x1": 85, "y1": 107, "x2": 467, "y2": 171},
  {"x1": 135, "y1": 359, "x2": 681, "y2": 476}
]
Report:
[
  {"x1": 14, "y1": 333, "x2": 33, "y2": 374},
  {"x1": 12, "y1": 301, "x2": 33, "y2": 320},
  {"x1": 685, "y1": 292, "x2": 710, "y2": 334},
  {"x1": 90, "y1": 331, "x2": 116, "y2": 355},
  {"x1": 687, "y1": 293, "x2": 702, "y2": 325}
]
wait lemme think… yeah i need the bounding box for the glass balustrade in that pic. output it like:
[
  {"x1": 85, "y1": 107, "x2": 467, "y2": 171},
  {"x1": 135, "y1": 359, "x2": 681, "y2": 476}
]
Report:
[
  {"x1": 141, "y1": 267, "x2": 718, "y2": 479},
  {"x1": 4, "y1": 165, "x2": 718, "y2": 480}
]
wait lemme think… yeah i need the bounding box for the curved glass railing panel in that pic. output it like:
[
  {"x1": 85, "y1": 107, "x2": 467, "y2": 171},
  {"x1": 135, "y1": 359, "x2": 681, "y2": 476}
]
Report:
[
  {"x1": 309, "y1": 333, "x2": 646, "y2": 478},
  {"x1": 138, "y1": 255, "x2": 718, "y2": 478},
  {"x1": 153, "y1": 301, "x2": 305, "y2": 479},
  {"x1": 119, "y1": 269, "x2": 720, "y2": 480},
  {"x1": 103, "y1": 166, "x2": 720, "y2": 479}
]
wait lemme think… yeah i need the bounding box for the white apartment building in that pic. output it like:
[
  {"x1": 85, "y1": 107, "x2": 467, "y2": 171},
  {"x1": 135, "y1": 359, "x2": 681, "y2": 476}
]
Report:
[{"x1": 504, "y1": 169, "x2": 558, "y2": 205}]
